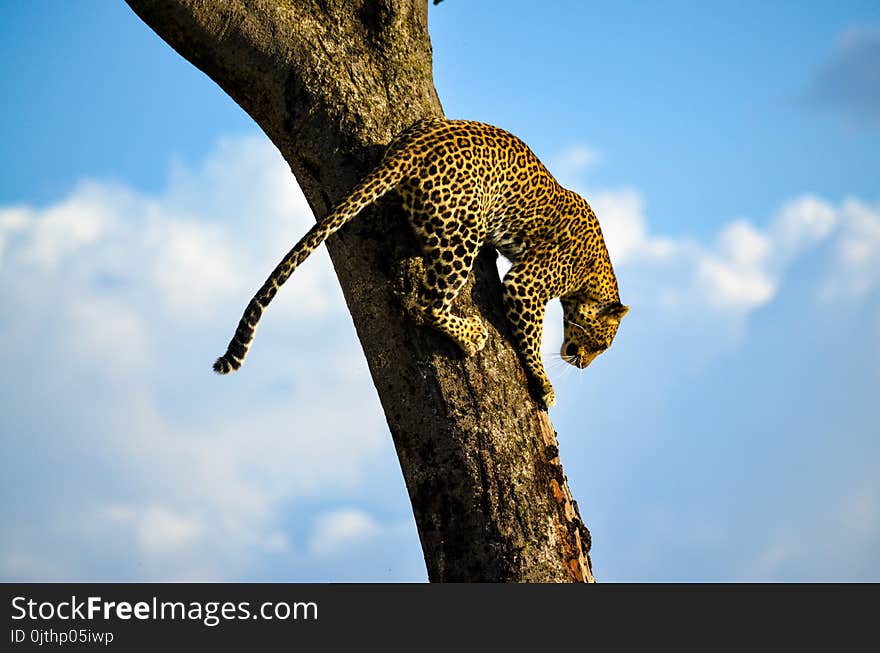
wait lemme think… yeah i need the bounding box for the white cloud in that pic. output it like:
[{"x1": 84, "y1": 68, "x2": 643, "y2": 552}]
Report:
[
  {"x1": 67, "y1": 297, "x2": 149, "y2": 370},
  {"x1": 309, "y1": 509, "x2": 381, "y2": 556},
  {"x1": 822, "y1": 198, "x2": 880, "y2": 299},
  {"x1": 102, "y1": 504, "x2": 204, "y2": 553},
  {"x1": 601, "y1": 198, "x2": 780, "y2": 315},
  {"x1": 773, "y1": 195, "x2": 838, "y2": 253},
  {"x1": 694, "y1": 220, "x2": 775, "y2": 310},
  {"x1": 20, "y1": 182, "x2": 124, "y2": 270},
  {"x1": 697, "y1": 256, "x2": 775, "y2": 310},
  {"x1": 718, "y1": 220, "x2": 771, "y2": 267},
  {"x1": 590, "y1": 189, "x2": 654, "y2": 264},
  {"x1": 552, "y1": 145, "x2": 600, "y2": 186},
  {"x1": 148, "y1": 218, "x2": 246, "y2": 316},
  {"x1": 0, "y1": 206, "x2": 31, "y2": 265},
  {"x1": 553, "y1": 145, "x2": 880, "y2": 321},
  {"x1": 0, "y1": 206, "x2": 30, "y2": 231},
  {"x1": 138, "y1": 508, "x2": 203, "y2": 553},
  {"x1": 0, "y1": 134, "x2": 417, "y2": 581}
]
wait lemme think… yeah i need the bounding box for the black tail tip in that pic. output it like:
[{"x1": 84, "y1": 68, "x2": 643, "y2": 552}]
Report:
[{"x1": 213, "y1": 356, "x2": 235, "y2": 374}]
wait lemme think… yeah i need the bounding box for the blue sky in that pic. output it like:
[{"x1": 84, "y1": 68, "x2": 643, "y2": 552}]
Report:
[{"x1": 1, "y1": 1, "x2": 878, "y2": 581}]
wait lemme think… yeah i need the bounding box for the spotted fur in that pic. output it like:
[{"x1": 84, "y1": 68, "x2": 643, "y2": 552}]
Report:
[{"x1": 214, "y1": 119, "x2": 628, "y2": 409}]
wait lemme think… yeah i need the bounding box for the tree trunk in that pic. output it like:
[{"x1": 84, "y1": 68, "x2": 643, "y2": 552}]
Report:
[{"x1": 124, "y1": 0, "x2": 594, "y2": 582}]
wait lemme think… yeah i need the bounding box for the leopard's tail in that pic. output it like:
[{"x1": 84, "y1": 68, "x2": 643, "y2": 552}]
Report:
[{"x1": 213, "y1": 160, "x2": 405, "y2": 374}]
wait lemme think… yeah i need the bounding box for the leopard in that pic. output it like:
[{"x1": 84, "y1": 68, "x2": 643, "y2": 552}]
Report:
[{"x1": 213, "y1": 118, "x2": 628, "y2": 409}]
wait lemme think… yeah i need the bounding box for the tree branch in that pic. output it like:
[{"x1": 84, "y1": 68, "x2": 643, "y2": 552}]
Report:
[{"x1": 125, "y1": 0, "x2": 594, "y2": 582}]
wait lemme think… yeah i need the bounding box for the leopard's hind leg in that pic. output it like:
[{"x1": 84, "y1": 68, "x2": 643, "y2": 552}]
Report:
[{"x1": 406, "y1": 206, "x2": 488, "y2": 356}]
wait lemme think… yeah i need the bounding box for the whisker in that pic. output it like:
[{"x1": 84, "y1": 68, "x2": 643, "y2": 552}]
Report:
[
  {"x1": 560, "y1": 355, "x2": 579, "y2": 380},
  {"x1": 548, "y1": 359, "x2": 568, "y2": 372},
  {"x1": 563, "y1": 318, "x2": 588, "y2": 334}
]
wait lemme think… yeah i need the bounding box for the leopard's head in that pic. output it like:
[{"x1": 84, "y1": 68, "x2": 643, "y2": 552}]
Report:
[{"x1": 560, "y1": 298, "x2": 629, "y2": 368}]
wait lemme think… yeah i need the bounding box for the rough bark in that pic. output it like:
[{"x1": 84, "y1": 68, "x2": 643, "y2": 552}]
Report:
[{"x1": 125, "y1": 0, "x2": 594, "y2": 582}]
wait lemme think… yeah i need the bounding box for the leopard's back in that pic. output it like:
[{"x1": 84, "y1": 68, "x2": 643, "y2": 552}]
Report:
[
  {"x1": 392, "y1": 120, "x2": 611, "y2": 291},
  {"x1": 389, "y1": 120, "x2": 567, "y2": 258}
]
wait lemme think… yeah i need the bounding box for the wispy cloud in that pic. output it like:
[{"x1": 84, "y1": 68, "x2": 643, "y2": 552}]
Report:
[
  {"x1": 552, "y1": 146, "x2": 880, "y2": 323},
  {"x1": 0, "y1": 135, "x2": 420, "y2": 581},
  {"x1": 309, "y1": 509, "x2": 382, "y2": 556},
  {"x1": 550, "y1": 145, "x2": 601, "y2": 186}
]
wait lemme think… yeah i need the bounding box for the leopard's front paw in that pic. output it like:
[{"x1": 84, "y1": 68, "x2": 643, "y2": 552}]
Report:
[
  {"x1": 469, "y1": 316, "x2": 489, "y2": 353},
  {"x1": 527, "y1": 378, "x2": 556, "y2": 411},
  {"x1": 458, "y1": 316, "x2": 488, "y2": 356},
  {"x1": 540, "y1": 384, "x2": 556, "y2": 410}
]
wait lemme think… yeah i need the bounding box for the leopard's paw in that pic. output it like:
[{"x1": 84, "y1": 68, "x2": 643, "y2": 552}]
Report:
[
  {"x1": 469, "y1": 316, "x2": 489, "y2": 353},
  {"x1": 458, "y1": 316, "x2": 488, "y2": 356},
  {"x1": 530, "y1": 380, "x2": 556, "y2": 411},
  {"x1": 541, "y1": 386, "x2": 557, "y2": 410}
]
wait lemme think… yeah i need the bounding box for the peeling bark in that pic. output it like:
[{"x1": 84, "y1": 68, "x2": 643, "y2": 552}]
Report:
[{"x1": 125, "y1": 0, "x2": 595, "y2": 582}]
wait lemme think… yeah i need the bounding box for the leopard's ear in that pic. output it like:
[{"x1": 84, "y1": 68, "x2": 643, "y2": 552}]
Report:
[{"x1": 598, "y1": 301, "x2": 629, "y2": 322}]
